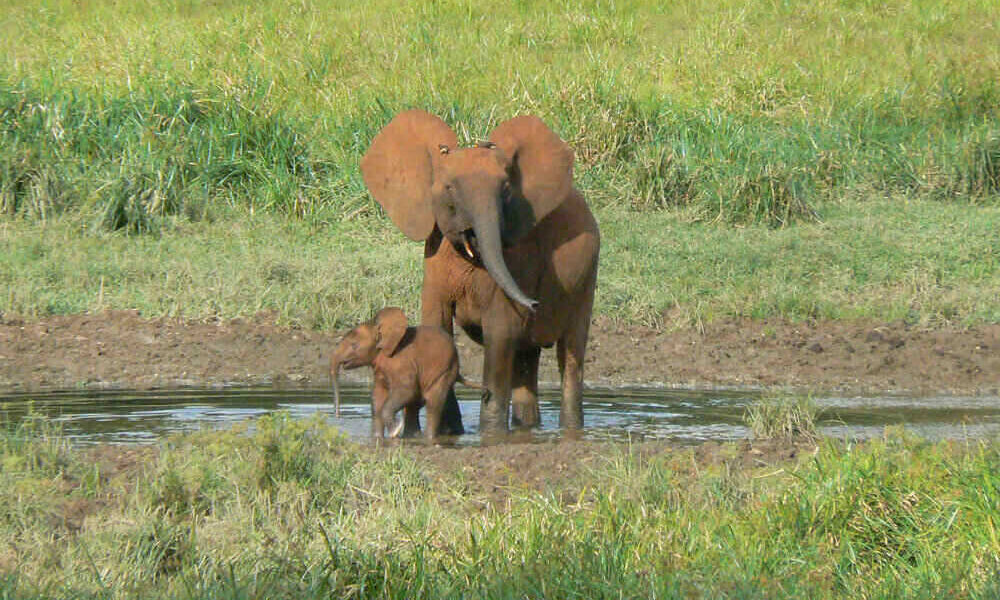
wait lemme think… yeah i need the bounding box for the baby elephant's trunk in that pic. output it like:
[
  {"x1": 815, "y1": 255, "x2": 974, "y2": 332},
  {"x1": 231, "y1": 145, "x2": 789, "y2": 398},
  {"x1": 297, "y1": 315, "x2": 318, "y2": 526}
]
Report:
[{"x1": 330, "y1": 359, "x2": 343, "y2": 417}]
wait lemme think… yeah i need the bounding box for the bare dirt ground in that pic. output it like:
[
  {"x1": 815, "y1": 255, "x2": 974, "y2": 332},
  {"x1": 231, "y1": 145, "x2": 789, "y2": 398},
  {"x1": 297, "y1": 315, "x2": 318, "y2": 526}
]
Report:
[{"x1": 1, "y1": 309, "x2": 997, "y2": 395}]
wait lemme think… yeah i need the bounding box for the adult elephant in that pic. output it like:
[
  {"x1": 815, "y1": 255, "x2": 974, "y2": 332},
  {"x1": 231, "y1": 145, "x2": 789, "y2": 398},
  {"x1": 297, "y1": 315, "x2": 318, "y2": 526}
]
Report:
[{"x1": 361, "y1": 110, "x2": 599, "y2": 433}]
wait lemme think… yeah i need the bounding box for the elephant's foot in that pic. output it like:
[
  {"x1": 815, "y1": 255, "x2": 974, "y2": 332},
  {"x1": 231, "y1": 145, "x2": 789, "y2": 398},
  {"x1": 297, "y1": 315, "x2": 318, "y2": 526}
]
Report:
[
  {"x1": 479, "y1": 388, "x2": 510, "y2": 434},
  {"x1": 511, "y1": 401, "x2": 541, "y2": 428}
]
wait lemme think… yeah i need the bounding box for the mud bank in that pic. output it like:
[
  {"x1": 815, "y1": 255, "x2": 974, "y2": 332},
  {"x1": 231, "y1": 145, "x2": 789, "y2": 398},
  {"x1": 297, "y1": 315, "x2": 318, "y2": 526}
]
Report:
[{"x1": 1, "y1": 311, "x2": 997, "y2": 395}]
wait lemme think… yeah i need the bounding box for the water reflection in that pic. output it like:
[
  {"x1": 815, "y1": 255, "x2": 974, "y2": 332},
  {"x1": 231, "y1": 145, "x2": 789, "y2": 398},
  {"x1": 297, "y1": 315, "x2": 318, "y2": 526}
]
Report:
[{"x1": 1, "y1": 386, "x2": 998, "y2": 446}]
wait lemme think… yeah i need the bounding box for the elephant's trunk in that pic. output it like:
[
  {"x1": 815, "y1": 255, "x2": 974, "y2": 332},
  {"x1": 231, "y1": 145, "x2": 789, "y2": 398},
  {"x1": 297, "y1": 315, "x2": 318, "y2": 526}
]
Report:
[{"x1": 472, "y1": 217, "x2": 538, "y2": 312}]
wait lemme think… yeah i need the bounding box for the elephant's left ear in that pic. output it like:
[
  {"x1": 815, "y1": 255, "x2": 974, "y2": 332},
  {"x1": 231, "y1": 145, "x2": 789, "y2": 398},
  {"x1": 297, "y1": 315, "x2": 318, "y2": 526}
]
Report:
[
  {"x1": 489, "y1": 115, "x2": 574, "y2": 241},
  {"x1": 374, "y1": 307, "x2": 409, "y2": 356}
]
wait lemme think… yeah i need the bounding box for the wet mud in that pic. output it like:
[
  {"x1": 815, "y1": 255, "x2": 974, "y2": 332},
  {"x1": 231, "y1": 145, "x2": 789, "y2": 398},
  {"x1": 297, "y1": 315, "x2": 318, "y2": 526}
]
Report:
[{"x1": 1, "y1": 310, "x2": 997, "y2": 395}]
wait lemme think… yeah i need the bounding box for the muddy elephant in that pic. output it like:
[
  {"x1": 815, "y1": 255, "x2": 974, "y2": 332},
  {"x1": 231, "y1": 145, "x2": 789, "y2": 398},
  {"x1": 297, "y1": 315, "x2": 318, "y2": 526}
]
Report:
[
  {"x1": 361, "y1": 110, "x2": 600, "y2": 433},
  {"x1": 330, "y1": 307, "x2": 479, "y2": 439}
]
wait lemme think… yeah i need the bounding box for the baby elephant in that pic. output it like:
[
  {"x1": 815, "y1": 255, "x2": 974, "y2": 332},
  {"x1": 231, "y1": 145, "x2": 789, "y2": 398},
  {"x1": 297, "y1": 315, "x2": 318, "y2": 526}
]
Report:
[{"x1": 330, "y1": 307, "x2": 478, "y2": 439}]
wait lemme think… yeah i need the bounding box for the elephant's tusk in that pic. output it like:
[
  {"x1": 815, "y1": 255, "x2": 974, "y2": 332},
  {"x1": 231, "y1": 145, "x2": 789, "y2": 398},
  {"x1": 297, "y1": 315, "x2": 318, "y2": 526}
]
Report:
[
  {"x1": 388, "y1": 417, "x2": 405, "y2": 439},
  {"x1": 463, "y1": 238, "x2": 476, "y2": 260}
]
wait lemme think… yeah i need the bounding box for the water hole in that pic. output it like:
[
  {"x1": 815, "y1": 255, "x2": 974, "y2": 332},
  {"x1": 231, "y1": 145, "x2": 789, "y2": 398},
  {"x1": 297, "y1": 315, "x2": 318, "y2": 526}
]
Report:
[{"x1": 2, "y1": 385, "x2": 999, "y2": 445}]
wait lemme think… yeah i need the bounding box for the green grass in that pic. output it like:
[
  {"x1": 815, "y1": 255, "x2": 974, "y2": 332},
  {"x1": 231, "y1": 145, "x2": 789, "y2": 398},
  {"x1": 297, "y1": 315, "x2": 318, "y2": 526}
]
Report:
[
  {"x1": 2, "y1": 0, "x2": 999, "y2": 226},
  {"x1": 1, "y1": 0, "x2": 999, "y2": 326},
  {"x1": 1, "y1": 414, "x2": 998, "y2": 598},
  {"x1": 744, "y1": 393, "x2": 821, "y2": 441},
  {"x1": 2, "y1": 195, "x2": 997, "y2": 328},
  {"x1": 2, "y1": 53, "x2": 998, "y2": 229}
]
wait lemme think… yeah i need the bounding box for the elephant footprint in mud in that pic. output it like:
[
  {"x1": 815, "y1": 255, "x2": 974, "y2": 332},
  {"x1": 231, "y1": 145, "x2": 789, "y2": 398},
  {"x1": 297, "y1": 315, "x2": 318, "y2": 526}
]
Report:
[
  {"x1": 362, "y1": 110, "x2": 600, "y2": 434},
  {"x1": 330, "y1": 307, "x2": 480, "y2": 440}
]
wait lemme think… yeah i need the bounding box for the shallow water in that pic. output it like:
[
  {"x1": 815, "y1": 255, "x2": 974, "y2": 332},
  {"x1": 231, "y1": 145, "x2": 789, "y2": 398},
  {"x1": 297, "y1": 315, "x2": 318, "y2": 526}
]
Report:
[{"x1": 2, "y1": 385, "x2": 999, "y2": 445}]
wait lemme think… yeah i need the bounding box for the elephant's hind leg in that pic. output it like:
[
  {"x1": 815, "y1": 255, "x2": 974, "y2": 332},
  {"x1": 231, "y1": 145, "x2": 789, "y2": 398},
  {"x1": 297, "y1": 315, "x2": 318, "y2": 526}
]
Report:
[
  {"x1": 557, "y1": 289, "x2": 593, "y2": 430},
  {"x1": 511, "y1": 347, "x2": 542, "y2": 428},
  {"x1": 422, "y1": 382, "x2": 452, "y2": 440}
]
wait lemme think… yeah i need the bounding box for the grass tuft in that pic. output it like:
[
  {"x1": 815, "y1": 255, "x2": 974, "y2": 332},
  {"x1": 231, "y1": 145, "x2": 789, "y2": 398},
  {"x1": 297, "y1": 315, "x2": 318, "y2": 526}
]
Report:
[
  {"x1": 744, "y1": 393, "x2": 821, "y2": 440},
  {"x1": 959, "y1": 129, "x2": 1000, "y2": 197},
  {"x1": 0, "y1": 81, "x2": 336, "y2": 232},
  {"x1": 726, "y1": 161, "x2": 818, "y2": 227},
  {"x1": 627, "y1": 143, "x2": 697, "y2": 211}
]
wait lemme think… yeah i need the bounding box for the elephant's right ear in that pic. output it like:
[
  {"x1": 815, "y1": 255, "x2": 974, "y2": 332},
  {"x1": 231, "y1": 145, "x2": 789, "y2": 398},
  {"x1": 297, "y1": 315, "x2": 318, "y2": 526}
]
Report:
[
  {"x1": 361, "y1": 110, "x2": 458, "y2": 241},
  {"x1": 374, "y1": 307, "x2": 409, "y2": 356}
]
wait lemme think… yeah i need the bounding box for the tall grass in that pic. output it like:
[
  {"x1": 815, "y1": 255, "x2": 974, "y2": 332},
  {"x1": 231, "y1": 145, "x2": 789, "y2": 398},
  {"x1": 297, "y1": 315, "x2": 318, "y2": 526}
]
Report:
[
  {"x1": 0, "y1": 82, "x2": 346, "y2": 232},
  {"x1": 2, "y1": 76, "x2": 997, "y2": 231},
  {"x1": 1, "y1": 0, "x2": 999, "y2": 229},
  {"x1": 1, "y1": 414, "x2": 998, "y2": 598}
]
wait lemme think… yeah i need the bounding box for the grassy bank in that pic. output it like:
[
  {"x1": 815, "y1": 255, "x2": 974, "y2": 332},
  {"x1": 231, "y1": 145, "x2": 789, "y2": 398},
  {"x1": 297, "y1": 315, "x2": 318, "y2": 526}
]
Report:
[
  {"x1": 3, "y1": 196, "x2": 999, "y2": 328},
  {"x1": 1, "y1": 0, "x2": 999, "y2": 327},
  {"x1": 1, "y1": 414, "x2": 998, "y2": 598}
]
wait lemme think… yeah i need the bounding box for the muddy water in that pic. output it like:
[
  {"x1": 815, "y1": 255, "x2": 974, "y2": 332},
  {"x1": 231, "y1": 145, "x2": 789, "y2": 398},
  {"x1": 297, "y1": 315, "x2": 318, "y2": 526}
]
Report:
[{"x1": 2, "y1": 386, "x2": 999, "y2": 445}]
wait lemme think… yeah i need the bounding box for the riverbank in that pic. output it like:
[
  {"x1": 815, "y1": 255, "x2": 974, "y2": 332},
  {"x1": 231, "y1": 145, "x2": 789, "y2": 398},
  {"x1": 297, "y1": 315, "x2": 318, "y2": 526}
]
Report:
[{"x1": 2, "y1": 309, "x2": 998, "y2": 395}]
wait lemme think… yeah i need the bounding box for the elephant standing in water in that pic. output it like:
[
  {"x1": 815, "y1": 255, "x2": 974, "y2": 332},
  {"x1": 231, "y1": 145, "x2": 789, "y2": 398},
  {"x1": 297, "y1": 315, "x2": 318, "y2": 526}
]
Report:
[
  {"x1": 329, "y1": 307, "x2": 479, "y2": 440},
  {"x1": 361, "y1": 110, "x2": 600, "y2": 434}
]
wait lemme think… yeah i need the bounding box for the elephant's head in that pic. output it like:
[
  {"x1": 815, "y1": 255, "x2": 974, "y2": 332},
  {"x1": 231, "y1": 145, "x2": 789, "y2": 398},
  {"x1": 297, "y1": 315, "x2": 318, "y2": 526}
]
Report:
[
  {"x1": 361, "y1": 110, "x2": 575, "y2": 311},
  {"x1": 329, "y1": 307, "x2": 409, "y2": 421}
]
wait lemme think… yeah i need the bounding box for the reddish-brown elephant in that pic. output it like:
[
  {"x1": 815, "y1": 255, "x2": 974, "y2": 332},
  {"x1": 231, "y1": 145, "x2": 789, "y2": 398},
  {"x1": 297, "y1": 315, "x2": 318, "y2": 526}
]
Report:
[
  {"x1": 330, "y1": 307, "x2": 478, "y2": 439},
  {"x1": 361, "y1": 110, "x2": 600, "y2": 434}
]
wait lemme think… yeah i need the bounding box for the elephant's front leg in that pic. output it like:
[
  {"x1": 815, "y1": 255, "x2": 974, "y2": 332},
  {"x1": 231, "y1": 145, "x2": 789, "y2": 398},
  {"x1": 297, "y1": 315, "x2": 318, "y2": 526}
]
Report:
[
  {"x1": 511, "y1": 347, "x2": 541, "y2": 428},
  {"x1": 556, "y1": 338, "x2": 584, "y2": 430},
  {"x1": 480, "y1": 325, "x2": 517, "y2": 434},
  {"x1": 371, "y1": 379, "x2": 389, "y2": 438},
  {"x1": 381, "y1": 387, "x2": 418, "y2": 439}
]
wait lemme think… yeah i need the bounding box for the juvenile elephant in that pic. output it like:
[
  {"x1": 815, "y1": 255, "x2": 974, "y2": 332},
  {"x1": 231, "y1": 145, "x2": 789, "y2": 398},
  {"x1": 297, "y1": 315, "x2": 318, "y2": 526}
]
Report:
[
  {"x1": 329, "y1": 307, "x2": 479, "y2": 439},
  {"x1": 362, "y1": 110, "x2": 600, "y2": 433}
]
